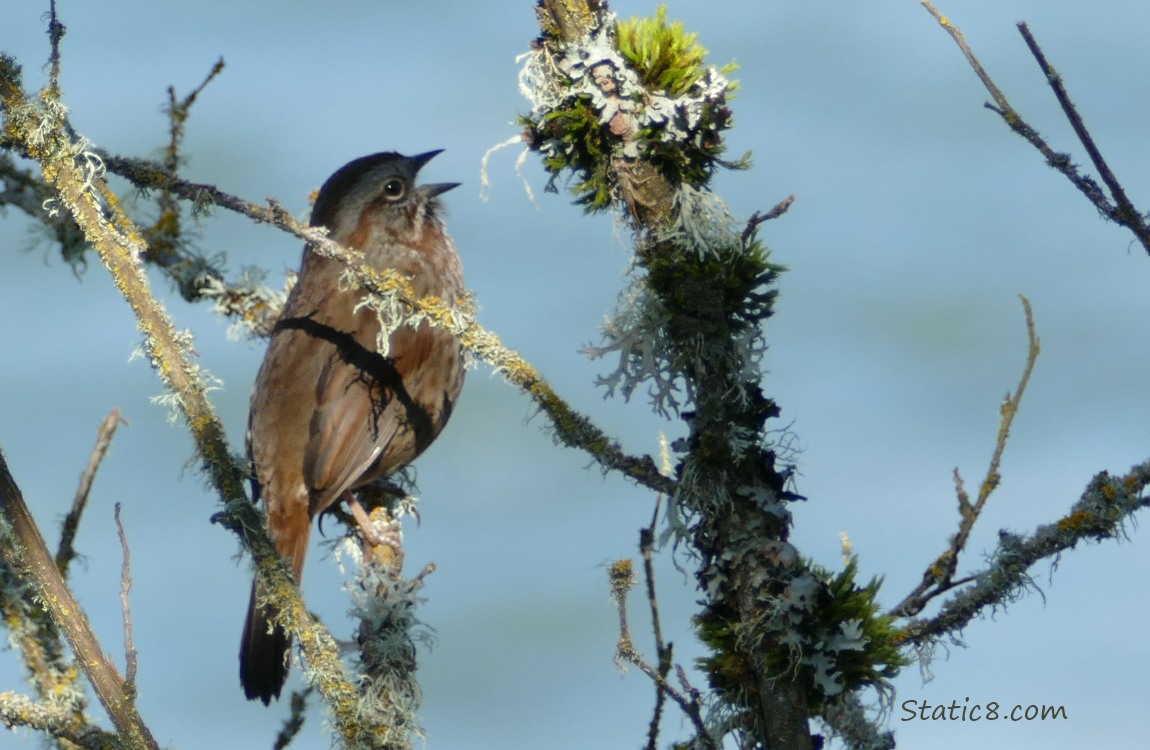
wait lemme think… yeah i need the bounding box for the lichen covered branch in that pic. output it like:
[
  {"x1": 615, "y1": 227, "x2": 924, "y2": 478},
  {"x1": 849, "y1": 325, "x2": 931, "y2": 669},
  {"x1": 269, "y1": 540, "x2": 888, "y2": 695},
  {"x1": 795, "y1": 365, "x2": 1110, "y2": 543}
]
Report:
[
  {"x1": 0, "y1": 54, "x2": 382, "y2": 748},
  {"x1": 903, "y1": 461, "x2": 1150, "y2": 645},
  {"x1": 519, "y1": 4, "x2": 905, "y2": 748}
]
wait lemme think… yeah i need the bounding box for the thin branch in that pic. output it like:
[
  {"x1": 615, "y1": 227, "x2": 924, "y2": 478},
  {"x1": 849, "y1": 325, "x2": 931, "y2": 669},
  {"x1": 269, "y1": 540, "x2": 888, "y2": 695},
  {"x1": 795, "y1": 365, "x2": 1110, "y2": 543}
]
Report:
[
  {"x1": 1014, "y1": 22, "x2": 1150, "y2": 250},
  {"x1": 920, "y1": 3, "x2": 1011, "y2": 109},
  {"x1": 272, "y1": 688, "x2": 312, "y2": 750},
  {"x1": 143, "y1": 58, "x2": 226, "y2": 271},
  {"x1": 57, "y1": 409, "x2": 126, "y2": 577},
  {"x1": 891, "y1": 295, "x2": 1040, "y2": 618},
  {"x1": 112, "y1": 504, "x2": 138, "y2": 694},
  {"x1": 741, "y1": 194, "x2": 795, "y2": 247},
  {"x1": 903, "y1": 459, "x2": 1150, "y2": 644},
  {"x1": 921, "y1": 2, "x2": 1150, "y2": 254},
  {"x1": 639, "y1": 438, "x2": 673, "y2": 750},
  {"x1": 639, "y1": 507, "x2": 670, "y2": 750},
  {"x1": 46, "y1": 0, "x2": 64, "y2": 98},
  {"x1": 0, "y1": 59, "x2": 380, "y2": 748},
  {"x1": 0, "y1": 450, "x2": 159, "y2": 750},
  {"x1": 609, "y1": 559, "x2": 718, "y2": 750},
  {"x1": 164, "y1": 58, "x2": 225, "y2": 171}
]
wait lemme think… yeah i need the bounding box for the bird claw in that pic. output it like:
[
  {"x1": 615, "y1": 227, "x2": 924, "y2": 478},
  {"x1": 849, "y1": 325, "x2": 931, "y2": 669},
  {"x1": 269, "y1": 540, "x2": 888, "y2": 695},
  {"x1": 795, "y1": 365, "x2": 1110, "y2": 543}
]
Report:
[{"x1": 343, "y1": 492, "x2": 404, "y2": 569}]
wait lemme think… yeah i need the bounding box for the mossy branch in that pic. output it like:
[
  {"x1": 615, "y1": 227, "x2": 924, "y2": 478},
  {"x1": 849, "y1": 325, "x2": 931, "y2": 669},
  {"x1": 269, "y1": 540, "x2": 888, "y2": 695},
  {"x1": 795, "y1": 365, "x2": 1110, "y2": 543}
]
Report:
[
  {"x1": 0, "y1": 56, "x2": 381, "y2": 749},
  {"x1": 0, "y1": 690, "x2": 121, "y2": 750},
  {"x1": 521, "y1": 3, "x2": 822, "y2": 748},
  {"x1": 0, "y1": 450, "x2": 158, "y2": 750}
]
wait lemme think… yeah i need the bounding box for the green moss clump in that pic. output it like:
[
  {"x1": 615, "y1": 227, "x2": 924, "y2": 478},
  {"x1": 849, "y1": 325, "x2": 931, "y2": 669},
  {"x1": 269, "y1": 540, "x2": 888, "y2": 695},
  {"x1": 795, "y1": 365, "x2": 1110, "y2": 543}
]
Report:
[
  {"x1": 695, "y1": 558, "x2": 909, "y2": 716},
  {"x1": 518, "y1": 95, "x2": 614, "y2": 209},
  {"x1": 616, "y1": 5, "x2": 733, "y2": 97},
  {"x1": 808, "y1": 558, "x2": 909, "y2": 703}
]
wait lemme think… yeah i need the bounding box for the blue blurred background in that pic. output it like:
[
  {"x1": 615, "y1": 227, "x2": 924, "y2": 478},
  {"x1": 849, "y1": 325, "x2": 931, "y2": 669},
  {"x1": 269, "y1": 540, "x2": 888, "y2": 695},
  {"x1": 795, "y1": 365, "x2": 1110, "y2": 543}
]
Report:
[{"x1": 3, "y1": 1, "x2": 1149, "y2": 748}]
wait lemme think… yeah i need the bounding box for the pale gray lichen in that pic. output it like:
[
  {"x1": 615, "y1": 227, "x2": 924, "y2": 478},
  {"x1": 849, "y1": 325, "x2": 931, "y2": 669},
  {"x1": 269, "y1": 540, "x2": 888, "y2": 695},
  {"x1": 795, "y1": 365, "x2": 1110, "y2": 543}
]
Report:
[
  {"x1": 518, "y1": 8, "x2": 739, "y2": 208},
  {"x1": 588, "y1": 186, "x2": 773, "y2": 421},
  {"x1": 335, "y1": 503, "x2": 432, "y2": 744}
]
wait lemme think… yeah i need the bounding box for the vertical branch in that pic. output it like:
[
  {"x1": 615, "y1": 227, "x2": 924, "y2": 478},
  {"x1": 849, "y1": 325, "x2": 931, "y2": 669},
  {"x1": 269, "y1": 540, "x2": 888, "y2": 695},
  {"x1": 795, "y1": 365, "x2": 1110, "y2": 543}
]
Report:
[
  {"x1": 113, "y1": 504, "x2": 138, "y2": 694},
  {"x1": 519, "y1": 4, "x2": 840, "y2": 748},
  {"x1": 346, "y1": 504, "x2": 430, "y2": 750},
  {"x1": 638, "y1": 508, "x2": 669, "y2": 750}
]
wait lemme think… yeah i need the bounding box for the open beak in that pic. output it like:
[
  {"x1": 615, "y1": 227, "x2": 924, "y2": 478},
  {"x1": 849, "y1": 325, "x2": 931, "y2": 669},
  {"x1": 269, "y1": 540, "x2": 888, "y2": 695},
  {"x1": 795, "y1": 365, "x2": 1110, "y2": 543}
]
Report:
[
  {"x1": 410, "y1": 150, "x2": 460, "y2": 197},
  {"x1": 419, "y1": 181, "x2": 461, "y2": 198},
  {"x1": 410, "y1": 149, "x2": 444, "y2": 171}
]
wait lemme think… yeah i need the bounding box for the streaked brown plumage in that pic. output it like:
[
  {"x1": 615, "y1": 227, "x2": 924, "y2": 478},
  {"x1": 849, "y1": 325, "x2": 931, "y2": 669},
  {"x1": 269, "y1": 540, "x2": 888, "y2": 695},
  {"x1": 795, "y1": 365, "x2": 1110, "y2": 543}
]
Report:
[{"x1": 240, "y1": 151, "x2": 464, "y2": 704}]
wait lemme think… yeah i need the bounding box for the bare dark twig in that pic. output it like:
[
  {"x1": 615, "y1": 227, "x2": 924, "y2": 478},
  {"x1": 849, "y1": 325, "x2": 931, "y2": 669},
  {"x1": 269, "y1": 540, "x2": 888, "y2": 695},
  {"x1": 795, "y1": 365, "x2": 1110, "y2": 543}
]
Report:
[
  {"x1": 273, "y1": 688, "x2": 312, "y2": 750},
  {"x1": 639, "y1": 501, "x2": 670, "y2": 750},
  {"x1": 57, "y1": 409, "x2": 127, "y2": 577},
  {"x1": 740, "y1": 195, "x2": 795, "y2": 247},
  {"x1": 46, "y1": 0, "x2": 65, "y2": 97},
  {"x1": 637, "y1": 437, "x2": 676, "y2": 750},
  {"x1": 921, "y1": 2, "x2": 1150, "y2": 254},
  {"x1": 165, "y1": 58, "x2": 225, "y2": 169},
  {"x1": 143, "y1": 58, "x2": 226, "y2": 271},
  {"x1": 1014, "y1": 23, "x2": 1150, "y2": 250}
]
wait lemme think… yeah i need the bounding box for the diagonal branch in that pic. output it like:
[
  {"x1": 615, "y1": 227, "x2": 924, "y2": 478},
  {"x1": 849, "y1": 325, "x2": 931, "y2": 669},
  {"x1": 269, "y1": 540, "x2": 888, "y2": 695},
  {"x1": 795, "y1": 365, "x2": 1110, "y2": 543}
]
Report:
[
  {"x1": 1013, "y1": 23, "x2": 1150, "y2": 250},
  {"x1": 94, "y1": 155, "x2": 675, "y2": 496},
  {"x1": 56, "y1": 409, "x2": 126, "y2": 577},
  {"x1": 0, "y1": 56, "x2": 379, "y2": 749},
  {"x1": 0, "y1": 450, "x2": 159, "y2": 750},
  {"x1": 921, "y1": 2, "x2": 1150, "y2": 254},
  {"x1": 903, "y1": 460, "x2": 1150, "y2": 644}
]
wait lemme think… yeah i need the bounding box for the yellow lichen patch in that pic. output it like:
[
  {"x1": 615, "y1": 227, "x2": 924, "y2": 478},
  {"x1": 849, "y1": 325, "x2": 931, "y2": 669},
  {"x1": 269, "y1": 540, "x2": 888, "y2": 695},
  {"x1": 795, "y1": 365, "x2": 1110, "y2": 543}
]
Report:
[{"x1": 1056, "y1": 510, "x2": 1097, "y2": 535}]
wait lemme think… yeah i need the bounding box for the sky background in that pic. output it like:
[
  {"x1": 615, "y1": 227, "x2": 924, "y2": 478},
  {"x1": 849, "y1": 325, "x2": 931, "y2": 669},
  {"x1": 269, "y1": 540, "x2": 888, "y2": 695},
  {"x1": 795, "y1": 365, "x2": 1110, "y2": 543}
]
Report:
[{"x1": 3, "y1": 1, "x2": 1150, "y2": 748}]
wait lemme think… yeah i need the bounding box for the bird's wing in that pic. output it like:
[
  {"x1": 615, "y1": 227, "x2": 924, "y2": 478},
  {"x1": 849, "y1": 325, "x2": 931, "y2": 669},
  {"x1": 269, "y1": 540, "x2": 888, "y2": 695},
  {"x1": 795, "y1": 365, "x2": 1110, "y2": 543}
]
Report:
[{"x1": 303, "y1": 320, "x2": 442, "y2": 515}]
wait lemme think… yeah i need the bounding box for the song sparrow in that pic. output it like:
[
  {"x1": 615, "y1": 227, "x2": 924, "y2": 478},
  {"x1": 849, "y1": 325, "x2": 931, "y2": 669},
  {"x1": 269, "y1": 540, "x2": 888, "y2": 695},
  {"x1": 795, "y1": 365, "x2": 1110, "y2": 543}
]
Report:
[{"x1": 239, "y1": 150, "x2": 465, "y2": 704}]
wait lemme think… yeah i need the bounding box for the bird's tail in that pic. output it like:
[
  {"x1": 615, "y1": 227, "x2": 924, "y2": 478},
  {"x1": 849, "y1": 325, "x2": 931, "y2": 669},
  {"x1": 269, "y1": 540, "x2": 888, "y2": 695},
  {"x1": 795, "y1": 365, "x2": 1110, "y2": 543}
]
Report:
[
  {"x1": 239, "y1": 578, "x2": 292, "y2": 704},
  {"x1": 239, "y1": 524, "x2": 309, "y2": 704}
]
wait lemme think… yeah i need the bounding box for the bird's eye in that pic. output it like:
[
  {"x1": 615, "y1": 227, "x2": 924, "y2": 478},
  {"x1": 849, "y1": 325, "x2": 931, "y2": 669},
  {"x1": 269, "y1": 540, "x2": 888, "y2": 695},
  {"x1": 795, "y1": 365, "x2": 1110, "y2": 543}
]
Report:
[{"x1": 382, "y1": 178, "x2": 406, "y2": 201}]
